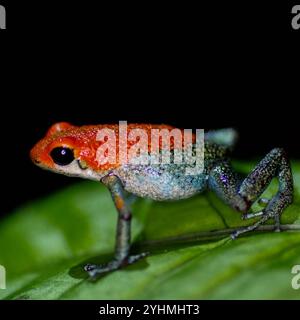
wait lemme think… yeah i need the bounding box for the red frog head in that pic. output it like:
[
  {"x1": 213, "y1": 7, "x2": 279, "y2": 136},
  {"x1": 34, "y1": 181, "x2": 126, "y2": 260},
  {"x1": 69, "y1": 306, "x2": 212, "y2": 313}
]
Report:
[{"x1": 30, "y1": 122, "x2": 119, "y2": 180}]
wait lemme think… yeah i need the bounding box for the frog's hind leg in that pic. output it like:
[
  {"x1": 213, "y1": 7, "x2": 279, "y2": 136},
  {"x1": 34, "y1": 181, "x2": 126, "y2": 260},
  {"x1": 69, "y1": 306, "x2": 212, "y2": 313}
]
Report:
[
  {"x1": 205, "y1": 128, "x2": 238, "y2": 150},
  {"x1": 208, "y1": 148, "x2": 293, "y2": 239}
]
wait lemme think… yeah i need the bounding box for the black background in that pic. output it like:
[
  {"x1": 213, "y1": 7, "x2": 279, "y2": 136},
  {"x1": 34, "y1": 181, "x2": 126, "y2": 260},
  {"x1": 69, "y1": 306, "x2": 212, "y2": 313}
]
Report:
[{"x1": 0, "y1": 1, "x2": 299, "y2": 217}]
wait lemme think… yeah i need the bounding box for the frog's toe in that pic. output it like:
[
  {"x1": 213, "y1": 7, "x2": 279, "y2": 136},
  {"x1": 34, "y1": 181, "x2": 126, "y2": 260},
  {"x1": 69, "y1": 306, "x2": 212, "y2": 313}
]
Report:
[
  {"x1": 126, "y1": 252, "x2": 149, "y2": 264},
  {"x1": 84, "y1": 263, "x2": 98, "y2": 272},
  {"x1": 273, "y1": 212, "x2": 282, "y2": 233},
  {"x1": 242, "y1": 211, "x2": 264, "y2": 220},
  {"x1": 84, "y1": 260, "x2": 121, "y2": 279},
  {"x1": 274, "y1": 226, "x2": 282, "y2": 233}
]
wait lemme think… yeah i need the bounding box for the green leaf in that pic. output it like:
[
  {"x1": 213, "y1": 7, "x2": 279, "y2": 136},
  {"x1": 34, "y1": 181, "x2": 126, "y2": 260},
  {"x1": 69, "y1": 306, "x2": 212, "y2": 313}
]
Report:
[{"x1": 0, "y1": 161, "x2": 300, "y2": 299}]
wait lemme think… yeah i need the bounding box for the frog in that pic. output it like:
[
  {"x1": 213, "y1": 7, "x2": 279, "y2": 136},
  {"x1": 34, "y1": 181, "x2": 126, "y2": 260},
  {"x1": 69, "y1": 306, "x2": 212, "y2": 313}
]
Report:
[{"x1": 30, "y1": 122, "x2": 293, "y2": 279}]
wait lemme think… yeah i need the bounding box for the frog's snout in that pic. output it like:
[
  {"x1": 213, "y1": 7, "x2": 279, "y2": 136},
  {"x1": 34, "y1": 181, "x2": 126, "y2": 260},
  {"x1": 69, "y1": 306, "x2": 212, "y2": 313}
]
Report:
[
  {"x1": 30, "y1": 145, "x2": 40, "y2": 165},
  {"x1": 30, "y1": 141, "x2": 47, "y2": 167},
  {"x1": 32, "y1": 157, "x2": 41, "y2": 165},
  {"x1": 30, "y1": 139, "x2": 56, "y2": 170}
]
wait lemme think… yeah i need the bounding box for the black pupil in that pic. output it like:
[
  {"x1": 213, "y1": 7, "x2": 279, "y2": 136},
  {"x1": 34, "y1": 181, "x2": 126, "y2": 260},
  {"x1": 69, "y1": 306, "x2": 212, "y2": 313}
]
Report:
[{"x1": 50, "y1": 147, "x2": 74, "y2": 166}]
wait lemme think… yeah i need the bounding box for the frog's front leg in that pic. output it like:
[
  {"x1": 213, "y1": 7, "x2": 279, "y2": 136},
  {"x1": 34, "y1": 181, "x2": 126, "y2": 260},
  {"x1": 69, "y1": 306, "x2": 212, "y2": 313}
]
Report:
[
  {"x1": 208, "y1": 148, "x2": 293, "y2": 239},
  {"x1": 84, "y1": 174, "x2": 148, "y2": 279}
]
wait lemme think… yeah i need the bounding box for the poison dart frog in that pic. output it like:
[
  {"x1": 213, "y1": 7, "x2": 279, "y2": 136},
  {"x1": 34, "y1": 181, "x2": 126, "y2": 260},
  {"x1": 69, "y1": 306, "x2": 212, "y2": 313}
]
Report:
[{"x1": 30, "y1": 122, "x2": 293, "y2": 279}]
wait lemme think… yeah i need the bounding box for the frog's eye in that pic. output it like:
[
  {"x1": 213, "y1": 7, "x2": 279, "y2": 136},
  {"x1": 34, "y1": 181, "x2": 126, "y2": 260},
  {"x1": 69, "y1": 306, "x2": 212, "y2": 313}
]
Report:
[{"x1": 50, "y1": 147, "x2": 75, "y2": 166}]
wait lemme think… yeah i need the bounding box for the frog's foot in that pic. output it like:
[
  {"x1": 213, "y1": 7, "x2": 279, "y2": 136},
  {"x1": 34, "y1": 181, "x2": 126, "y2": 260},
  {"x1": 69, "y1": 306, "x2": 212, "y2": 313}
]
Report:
[
  {"x1": 232, "y1": 192, "x2": 293, "y2": 239},
  {"x1": 231, "y1": 212, "x2": 271, "y2": 239},
  {"x1": 84, "y1": 252, "x2": 149, "y2": 279}
]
